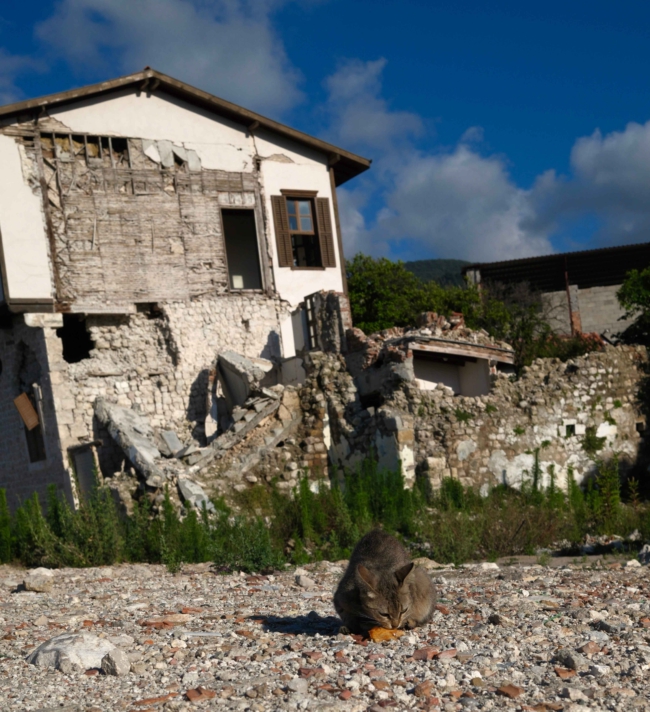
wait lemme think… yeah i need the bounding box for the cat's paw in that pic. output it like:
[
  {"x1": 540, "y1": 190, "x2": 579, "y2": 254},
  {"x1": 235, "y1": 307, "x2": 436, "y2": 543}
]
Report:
[{"x1": 338, "y1": 625, "x2": 351, "y2": 635}]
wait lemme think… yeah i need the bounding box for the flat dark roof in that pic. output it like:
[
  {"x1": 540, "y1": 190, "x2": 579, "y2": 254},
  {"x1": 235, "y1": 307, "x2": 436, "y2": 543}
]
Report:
[{"x1": 463, "y1": 242, "x2": 650, "y2": 292}]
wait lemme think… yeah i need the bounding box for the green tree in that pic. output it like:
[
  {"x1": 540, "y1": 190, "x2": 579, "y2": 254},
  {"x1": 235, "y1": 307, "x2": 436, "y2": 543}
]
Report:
[
  {"x1": 617, "y1": 267, "x2": 650, "y2": 343},
  {"x1": 346, "y1": 254, "x2": 429, "y2": 333}
]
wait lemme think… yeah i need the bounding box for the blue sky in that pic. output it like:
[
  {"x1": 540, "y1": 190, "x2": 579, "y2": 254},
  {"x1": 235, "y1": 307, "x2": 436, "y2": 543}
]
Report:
[{"x1": 2, "y1": 1, "x2": 650, "y2": 263}]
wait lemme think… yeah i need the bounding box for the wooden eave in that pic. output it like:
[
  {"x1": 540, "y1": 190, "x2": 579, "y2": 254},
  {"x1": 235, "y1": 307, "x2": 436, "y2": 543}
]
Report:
[
  {"x1": 0, "y1": 68, "x2": 372, "y2": 186},
  {"x1": 409, "y1": 338, "x2": 515, "y2": 365}
]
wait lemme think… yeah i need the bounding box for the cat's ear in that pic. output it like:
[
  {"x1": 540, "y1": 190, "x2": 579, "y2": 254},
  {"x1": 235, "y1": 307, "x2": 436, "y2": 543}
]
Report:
[
  {"x1": 357, "y1": 564, "x2": 378, "y2": 591},
  {"x1": 395, "y1": 562, "x2": 414, "y2": 586}
]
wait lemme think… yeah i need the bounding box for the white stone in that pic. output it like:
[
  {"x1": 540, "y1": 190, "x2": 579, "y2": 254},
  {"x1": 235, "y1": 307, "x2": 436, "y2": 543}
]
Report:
[
  {"x1": 26, "y1": 632, "x2": 116, "y2": 671},
  {"x1": 101, "y1": 648, "x2": 131, "y2": 676}
]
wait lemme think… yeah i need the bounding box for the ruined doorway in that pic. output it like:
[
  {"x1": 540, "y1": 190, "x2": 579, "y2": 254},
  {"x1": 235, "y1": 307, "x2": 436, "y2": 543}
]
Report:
[{"x1": 222, "y1": 209, "x2": 263, "y2": 290}]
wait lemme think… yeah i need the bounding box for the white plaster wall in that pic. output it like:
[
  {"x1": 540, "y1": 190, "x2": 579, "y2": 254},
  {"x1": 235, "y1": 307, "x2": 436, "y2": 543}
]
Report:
[
  {"x1": 255, "y1": 129, "x2": 345, "y2": 307},
  {"x1": 0, "y1": 136, "x2": 52, "y2": 301},
  {"x1": 48, "y1": 90, "x2": 255, "y2": 173}
]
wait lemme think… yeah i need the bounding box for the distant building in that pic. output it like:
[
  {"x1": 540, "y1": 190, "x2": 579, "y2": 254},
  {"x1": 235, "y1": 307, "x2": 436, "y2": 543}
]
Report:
[{"x1": 463, "y1": 242, "x2": 650, "y2": 337}]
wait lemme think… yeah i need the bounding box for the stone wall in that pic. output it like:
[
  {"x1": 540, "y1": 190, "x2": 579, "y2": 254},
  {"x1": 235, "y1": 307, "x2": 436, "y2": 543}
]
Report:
[
  {"x1": 409, "y1": 345, "x2": 646, "y2": 492},
  {"x1": 44, "y1": 293, "x2": 290, "y2": 476},
  {"x1": 298, "y1": 340, "x2": 647, "y2": 494},
  {"x1": 0, "y1": 315, "x2": 70, "y2": 508}
]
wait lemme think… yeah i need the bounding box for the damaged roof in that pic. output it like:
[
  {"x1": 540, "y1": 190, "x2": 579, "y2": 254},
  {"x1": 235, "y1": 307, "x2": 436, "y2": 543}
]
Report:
[{"x1": 0, "y1": 68, "x2": 371, "y2": 186}]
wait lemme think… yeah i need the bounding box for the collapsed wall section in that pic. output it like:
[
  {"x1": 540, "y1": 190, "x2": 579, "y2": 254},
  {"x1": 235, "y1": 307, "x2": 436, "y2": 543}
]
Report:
[{"x1": 44, "y1": 293, "x2": 289, "y2": 476}]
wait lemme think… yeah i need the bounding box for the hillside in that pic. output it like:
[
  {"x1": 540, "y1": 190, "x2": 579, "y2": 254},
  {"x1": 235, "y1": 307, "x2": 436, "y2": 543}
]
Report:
[{"x1": 404, "y1": 258, "x2": 471, "y2": 286}]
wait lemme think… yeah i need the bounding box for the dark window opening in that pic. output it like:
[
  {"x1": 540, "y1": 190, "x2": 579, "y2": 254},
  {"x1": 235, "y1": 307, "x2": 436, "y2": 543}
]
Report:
[
  {"x1": 291, "y1": 234, "x2": 322, "y2": 268},
  {"x1": 286, "y1": 198, "x2": 322, "y2": 267},
  {"x1": 636, "y1": 420, "x2": 646, "y2": 433},
  {"x1": 565, "y1": 424, "x2": 576, "y2": 437},
  {"x1": 222, "y1": 209, "x2": 263, "y2": 290},
  {"x1": 359, "y1": 392, "x2": 385, "y2": 409},
  {"x1": 56, "y1": 315, "x2": 94, "y2": 363},
  {"x1": 136, "y1": 302, "x2": 163, "y2": 319},
  {"x1": 25, "y1": 421, "x2": 47, "y2": 463}
]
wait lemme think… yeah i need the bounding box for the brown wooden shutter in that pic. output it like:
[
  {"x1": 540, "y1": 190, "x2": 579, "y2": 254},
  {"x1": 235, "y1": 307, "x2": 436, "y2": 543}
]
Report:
[
  {"x1": 271, "y1": 195, "x2": 293, "y2": 267},
  {"x1": 315, "y1": 197, "x2": 336, "y2": 268}
]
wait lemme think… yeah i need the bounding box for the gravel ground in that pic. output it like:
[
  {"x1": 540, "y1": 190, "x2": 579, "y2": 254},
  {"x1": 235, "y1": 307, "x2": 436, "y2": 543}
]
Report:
[{"x1": 1, "y1": 557, "x2": 650, "y2": 712}]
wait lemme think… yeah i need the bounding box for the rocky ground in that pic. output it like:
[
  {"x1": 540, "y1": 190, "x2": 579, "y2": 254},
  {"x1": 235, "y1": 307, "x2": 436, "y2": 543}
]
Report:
[{"x1": 1, "y1": 557, "x2": 650, "y2": 712}]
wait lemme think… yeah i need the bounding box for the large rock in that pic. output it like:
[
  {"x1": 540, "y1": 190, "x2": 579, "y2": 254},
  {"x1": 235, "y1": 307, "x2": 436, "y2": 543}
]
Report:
[
  {"x1": 23, "y1": 567, "x2": 54, "y2": 593},
  {"x1": 218, "y1": 351, "x2": 274, "y2": 411},
  {"x1": 101, "y1": 648, "x2": 131, "y2": 676},
  {"x1": 26, "y1": 632, "x2": 116, "y2": 672},
  {"x1": 94, "y1": 398, "x2": 164, "y2": 482}
]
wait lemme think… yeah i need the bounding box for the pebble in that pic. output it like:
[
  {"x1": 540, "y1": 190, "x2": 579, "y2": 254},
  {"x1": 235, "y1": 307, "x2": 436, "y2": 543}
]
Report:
[{"x1": 0, "y1": 557, "x2": 649, "y2": 710}]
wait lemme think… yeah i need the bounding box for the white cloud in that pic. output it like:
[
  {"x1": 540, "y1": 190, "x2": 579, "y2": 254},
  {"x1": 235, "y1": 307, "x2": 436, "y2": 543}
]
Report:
[
  {"x1": 527, "y1": 120, "x2": 650, "y2": 247},
  {"x1": 327, "y1": 59, "x2": 553, "y2": 262},
  {"x1": 325, "y1": 58, "x2": 423, "y2": 153},
  {"x1": 35, "y1": 0, "x2": 304, "y2": 116},
  {"x1": 375, "y1": 146, "x2": 552, "y2": 262}
]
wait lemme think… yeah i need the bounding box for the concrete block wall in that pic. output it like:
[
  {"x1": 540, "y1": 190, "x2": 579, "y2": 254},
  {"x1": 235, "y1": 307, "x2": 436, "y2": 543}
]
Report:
[{"x1": 578, "y1": 285, "x2": 635, "y2": 335}]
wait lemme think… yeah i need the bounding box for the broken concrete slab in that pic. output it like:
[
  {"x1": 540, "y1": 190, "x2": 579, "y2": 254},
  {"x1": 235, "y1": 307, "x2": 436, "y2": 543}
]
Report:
[
  {"x1": 94, "y1": 398, "x2": 164, "y2": 481},
  {"x1": 177, "y1": 478, "x2": 215, "y2": 512},
  {"x1": 212, "y1": 398, "x2": 280, "y2": 451},
  {"x1": 217, "y1": 350, "x2": 274, "y2": 412},
  {"x1": 160, "y1": 430, "x2": 184, "y2": 458}
]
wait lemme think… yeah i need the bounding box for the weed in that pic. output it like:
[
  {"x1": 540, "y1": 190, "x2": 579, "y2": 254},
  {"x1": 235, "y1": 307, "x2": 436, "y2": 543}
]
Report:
[
  {"x1": 454, "y1": 409, "x2": 473, "y2": 423},
  {"x1": 613, "y1": 399, "x2": 623, "y2": 409},
  {"x1": 537, "y1": 551, "x2": 551, "y2": 566},
  {"x1": 541, "y1": 440, "x2": 551, "y2": 449},
  {"x1": 485, "y1": 404, "x2": 497, "y2": 415},
  {"x1": 513, "y1": 425, "x2": 525, "y2": 435},
  {"x1": 581, "y1": 427, "x2": 606, "y2": 458}
]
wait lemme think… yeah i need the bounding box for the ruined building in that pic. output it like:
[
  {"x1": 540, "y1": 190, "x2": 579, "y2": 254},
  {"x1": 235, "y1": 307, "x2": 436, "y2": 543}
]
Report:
[{"x1": 0, "y1": 68, "x2": 369, "y2": 508}]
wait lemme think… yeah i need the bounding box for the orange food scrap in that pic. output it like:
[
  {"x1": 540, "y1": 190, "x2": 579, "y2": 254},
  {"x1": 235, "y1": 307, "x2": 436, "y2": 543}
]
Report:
[{"x1": 368, "y1": 626, "x2": 405, "y2": 643}]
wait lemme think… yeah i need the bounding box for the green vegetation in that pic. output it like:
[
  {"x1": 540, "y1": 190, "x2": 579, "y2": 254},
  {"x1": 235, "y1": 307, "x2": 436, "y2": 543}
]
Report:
[
  {"x1": 1, "y1": 456, "x2": 647, "y2": 572},
  {"x1": 513, "y1": 425, "x2": 526, "y2": 435},
  {"x1": 617, "y1": 266, "x2": 650, "y2": 343},
  {"x1": 454, "y1": 408, "x2": 473, "y2": 423}
]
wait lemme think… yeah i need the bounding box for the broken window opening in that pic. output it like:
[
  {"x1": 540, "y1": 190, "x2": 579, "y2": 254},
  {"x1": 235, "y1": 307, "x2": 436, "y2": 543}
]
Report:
[
  {"x1": 286, "y1": 198, "x2": 322, "y2": 268},
  {"x1": 110, "y1": 137, "x2": 130, "y2": 167},
  {"x1": 136, "y1": 302, "x2": 163, "y2": 319},
  {"x1": 56, "y1": 315, "x2": 94, "y2": 363},
  {"x1": 222, "y1": 209, "x2": 263, "y2": 290},
  {"x1": 636, "y1": 420, "x2": 646, "y2": 433},
  {"x1": 25, "y1": 421, "x2": 47, "y2": 463}
]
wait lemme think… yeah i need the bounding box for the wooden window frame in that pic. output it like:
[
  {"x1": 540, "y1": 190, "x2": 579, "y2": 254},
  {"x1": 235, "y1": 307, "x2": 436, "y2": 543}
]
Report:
[{"x1": 280, "y1": 192, "x2": 325, "y2": 271}]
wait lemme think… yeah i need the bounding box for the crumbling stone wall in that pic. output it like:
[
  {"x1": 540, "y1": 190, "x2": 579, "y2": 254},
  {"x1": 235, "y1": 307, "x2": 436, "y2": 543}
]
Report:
[
  {"x1": 409, "y1": 345, "x2": 647, "y2": 491},
  {"x1": 297, "y1": 327, "x2": 646, "y2": 493},
  {"x1": 45, "y1": 293, "x2": 290, "y2": 475}
]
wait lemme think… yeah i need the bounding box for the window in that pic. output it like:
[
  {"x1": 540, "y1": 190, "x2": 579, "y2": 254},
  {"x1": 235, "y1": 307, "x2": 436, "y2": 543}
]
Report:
[
  {"x1": 271, "y1": 193, "x2": 337, "y2": 269},
  {"x1": 221, "y1": 209, "x2": 263, "y2": 290},
  {"x1": 286, "y1": 198, "x2": 321, "y2": 267}
]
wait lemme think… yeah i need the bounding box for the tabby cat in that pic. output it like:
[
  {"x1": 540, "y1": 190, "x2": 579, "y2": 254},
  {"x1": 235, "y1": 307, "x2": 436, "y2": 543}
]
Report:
[{"x1": 333, "y1": 530, "x2": 437, "y2": 634}]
